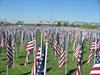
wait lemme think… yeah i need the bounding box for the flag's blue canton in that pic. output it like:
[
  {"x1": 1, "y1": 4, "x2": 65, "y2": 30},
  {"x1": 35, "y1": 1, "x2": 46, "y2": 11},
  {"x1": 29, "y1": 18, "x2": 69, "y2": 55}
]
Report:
[
  {"x1": 96, "y1": 56, "x2": 100, "y2": 64},
  {"x1": 36, "y1": 53, "x2": 44, "y2": 75},
  {"x1": 56, "y1": 33, "x2": 59, "y2": 45}
]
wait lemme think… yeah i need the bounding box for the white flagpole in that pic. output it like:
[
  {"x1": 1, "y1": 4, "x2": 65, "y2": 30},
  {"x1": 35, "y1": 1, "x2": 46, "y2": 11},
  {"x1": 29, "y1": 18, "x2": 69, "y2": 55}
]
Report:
[
  {"x1": 15, "y1": 43, "x2": 18, "y2": 64},
  {"x1": 65, "y1": 33, "x2": 67, "y2": 75},
  {"x1": 41, "y1": 28, "x2": 42, "y2": 51},
  {"x1": 44, "y1": 42, "x2": 48, "y2": 75},
  {"x1": 94, "y1": 32, "x2": 97, "y2": 65},
  {"x1": 13, "y1": 48, "x2": 14, "y2": 68},
  {"x1": 6, "y1": 65, "x2": 8, "y2": 75},
  {"x1": 65, "y1": 31, "x2": 69, "y2": 75}
]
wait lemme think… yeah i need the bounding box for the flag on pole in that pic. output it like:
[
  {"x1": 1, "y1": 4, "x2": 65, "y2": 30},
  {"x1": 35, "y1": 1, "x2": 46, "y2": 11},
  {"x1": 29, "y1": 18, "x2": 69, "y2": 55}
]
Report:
[
  {"x1": 26, "y1": 33, "x2": 34, "y2": 53},
  {"x1": 36, "y1": 47, "x2": 42, "y2": 65},
  {"x1": 31, "y1": 47, "x2": 43, "y2": 75},
  {"x1": 75, "y1": 52, "x2": 82, "y2": 75},
  {"x1": 59, "y1": 33, "x2": 66, "y2": 68},
  {"x1": 56, "y1": 32, "x2": 60, "y2": 45},
  {"x1": 25, "y1": 33, "x2": 35, "y2": 66},
  {"x1": 36, "y1": 49, "x2": 45, "y2": 75},
  {"x1": 52, "y1": 32, "x2": 66, "y2": 68},
  {"x1": 87, "y1": 39, "x2": 96, "y2": 64},
  {"x1": 75, "y1": 31, "x2": 83, "y2": 75},
  {"x1": 11, "y1": 34, "x2": 16, "y2": 52},
  {"x1": 89, "y1": 56, "x2": 100, "y2": 75},
  {"x1": 53, "y1": 40, "x2": 61, "y2": 56},
  {"x1": 7, "y1": 35, "x2": 13, "y2": 68},
  {"x1": 74, "y1": 43, "x2": 81, "y2": 60},
  {"x1": 59, "y1": 50, "x2": 66, "y2": 68}
]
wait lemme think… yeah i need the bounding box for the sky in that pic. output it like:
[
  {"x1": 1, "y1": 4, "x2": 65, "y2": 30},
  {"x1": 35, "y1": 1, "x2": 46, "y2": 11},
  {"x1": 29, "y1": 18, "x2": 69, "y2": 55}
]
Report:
[{"x1": 0, "y1": 0, "x2": 100, "y2": 23}]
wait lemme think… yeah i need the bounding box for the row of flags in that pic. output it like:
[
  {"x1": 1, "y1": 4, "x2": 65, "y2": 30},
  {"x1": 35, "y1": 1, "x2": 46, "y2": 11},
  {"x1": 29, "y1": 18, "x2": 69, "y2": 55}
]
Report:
[{"x1": 0, "y1": 27, "x2": 100, "y2": 75}]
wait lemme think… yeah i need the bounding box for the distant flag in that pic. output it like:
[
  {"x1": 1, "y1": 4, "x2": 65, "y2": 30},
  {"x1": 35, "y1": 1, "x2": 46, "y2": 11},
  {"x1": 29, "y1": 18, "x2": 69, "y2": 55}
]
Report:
[
  {"x1": 97, "y1": 42, "x2": 100, "y2": 50},
  {"x1": 6, "y1": 35, "x2": 13, "y2": 68},
  {"x1": 1, "y1": 29, "x2": 6, "y2": 47},
  {"x1": 63, "y1": 33, "x2": 67, "y2": 51},
  {"x1": 96, "y1": 33, "x2": 100, "y2": 50},
  {"x1": 49, "y1": 31, "x2": 55, "y2": 45},
  {"x1": 1, "y1": 34, "x2": 4, "y2": 47},
  {"x1": 21, "y1": 31, "x2": 24, "y2": 45},
  {"x1": 11, "y1": 34, "x2": 16, "y2": 52},
  {"x1": 56, "y1": 32, "x2": 60, "y2": 45},
  {"x1": 89, "y1": 56, "x2": 100, "y2": 75}
]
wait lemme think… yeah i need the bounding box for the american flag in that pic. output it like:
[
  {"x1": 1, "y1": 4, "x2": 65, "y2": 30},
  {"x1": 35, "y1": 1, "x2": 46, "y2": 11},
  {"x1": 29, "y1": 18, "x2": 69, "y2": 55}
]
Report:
[
  {"x1": 36, "y1": 47, "x2": 42, "y2": 65},
  {"x1": 59, "y1": 50, "x2": 66, "y2": 68},
  {"x1": 96, "y1": 35, "x2": 100, "y2": 40},
  {"x1": 36, "y1": 51, "x2": 45, "y2": 75},
  {"x1": 1, "y1": 35, "x2": 4, "y2": 47},
  {"x1": 75, "y1": 31, "x2": 83, "y2": 75},
  {"x1": 74, "y1": 43, "x2": 81, "y2": 60},
  {"x1": 53, "y1": 35, "x2": 66, "y2": 68},
  {"x1": 56, "y1": 32, "x2": 60, "y2": 45},
  {"x1": 26, "y1": 40, "x2": 34, "y2": 53},
  {"x1": 97, "y1": 42, "x2": 100, "y2": 50},
  {"x1": 31, "y1": 47, "x2": 42, "y2": 75},
  {"x1": 11, "y1": 35, "x2": 16, "y2": 52},
  {"x1": 59, "y1": 33, "x2": 66, "y2": 68},
  {"x1": 89, "y1": 56, "x2": 100, "y2": 75},
  {"x1": 75, "y1": 63, "x2": 81, "y2": 75},
  {"x1": 25, "y1": 33, "x2": 35, "y2": 65},
  {"x1": 75, "y1": 44, "x2": 82, "y2": 75},
  {"x1": 53, "y1": 41, "x2": 61, "y2": 56},
  {"x1": 7, "y1": 35, "x2": 13, "y2": 68},
  {"x1": 87, "y1": 41, "x2": 96, "y2": 64},
  {"x1": 26, "y1": 33, "x2": 35, "y2": 54}
]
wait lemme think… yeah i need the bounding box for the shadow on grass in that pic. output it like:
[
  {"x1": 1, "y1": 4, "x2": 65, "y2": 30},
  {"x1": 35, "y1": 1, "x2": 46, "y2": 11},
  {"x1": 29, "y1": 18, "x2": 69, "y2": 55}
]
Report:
[
  {"x1": 68, "y1": 51, "x2": 73, "y2": 54},
  {"x1": 82, "y1": 60, "x2": 87, "y2": 65},
  {"x1": 0, "y1": 70, "x2": 5, "y2": 73},
  {"x1": 1, "y1": 58, "x2": 7, "y2": 61},
  {"x1": 20, "y1": 63, "x2": 24, "y2": 66},
  {"x1": 18, "y1": 55, "x2": 26, "y2": 58},
  {"x1": 21, "y1": 71, "x2": 31, "y2": 75},
  {"x1": 83, "y1": 51, "x2": 87, "y2": 54},
  {"x1": 47, "y1": 67, "x2": 52, "y2": 72},
  {"x1": 20, "y1": 61, "x2": 33, "y2": 66},
  {"x1": 28, "y1": 61, "x2": 33, "y2": 64},
  {"x1": 47, "y1": 60, "x2": 49, "y2": 62},
  {"x1": 67, "y1": 68, "x2": 76, "y2": 75}
]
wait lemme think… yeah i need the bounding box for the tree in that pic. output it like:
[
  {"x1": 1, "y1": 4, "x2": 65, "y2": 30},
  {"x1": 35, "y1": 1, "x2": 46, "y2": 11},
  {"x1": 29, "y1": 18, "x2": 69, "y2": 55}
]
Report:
[
  {"x1": 63, "y1": 21, "x2": 69, "y2": 27},
  {"x1": 37, "y1": 23, "x2": 41, "y2": 26},
  {"x1": 0, "y1": 21, "x2": 4, "y2": 26},
  {"x1": 16, "y1": 21, "x2": 24, "y2": 25},
  {"x1": 56, "y1": 21, "x2": 62, "y2": 26}
]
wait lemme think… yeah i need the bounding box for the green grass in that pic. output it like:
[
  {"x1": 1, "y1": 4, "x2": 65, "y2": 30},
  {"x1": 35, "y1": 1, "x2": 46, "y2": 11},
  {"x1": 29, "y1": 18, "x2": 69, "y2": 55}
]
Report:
[{"x1": 0, "y1": 31, "x2": 93, "y2": 75}]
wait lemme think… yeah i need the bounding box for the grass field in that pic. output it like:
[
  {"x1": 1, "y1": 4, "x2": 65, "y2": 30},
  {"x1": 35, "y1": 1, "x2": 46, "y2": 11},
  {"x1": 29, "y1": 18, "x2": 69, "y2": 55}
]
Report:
[{"x1": 0, "y1": 30, "x2": 94, "y2": 75}]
